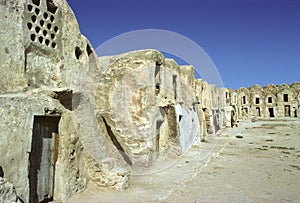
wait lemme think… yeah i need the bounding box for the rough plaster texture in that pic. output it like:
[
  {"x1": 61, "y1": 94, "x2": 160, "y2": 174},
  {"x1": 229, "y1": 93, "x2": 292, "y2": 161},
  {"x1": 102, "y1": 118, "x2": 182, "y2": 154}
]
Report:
[
  {"x1": 96, "y1": 51, "x2": 207, "y2": 171},
  {"x1": 0, "y1": 0, "x2": 126, "y2": 202},
  {"x1": 231, "y1": 83, "x2": 300, "y2": 119},
  {"x1": 2, "y1": 0, "x2": 298, "y2": 202},
  {"x1": 0, "y1": 177, "x2": 20, "y2": 203}
]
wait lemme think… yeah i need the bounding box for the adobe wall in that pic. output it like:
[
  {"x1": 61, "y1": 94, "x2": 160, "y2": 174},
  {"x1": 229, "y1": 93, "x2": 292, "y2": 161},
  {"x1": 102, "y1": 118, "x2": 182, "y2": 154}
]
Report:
[{"x1": 232, "y1": 83, "x2": 300, "y2": 119}]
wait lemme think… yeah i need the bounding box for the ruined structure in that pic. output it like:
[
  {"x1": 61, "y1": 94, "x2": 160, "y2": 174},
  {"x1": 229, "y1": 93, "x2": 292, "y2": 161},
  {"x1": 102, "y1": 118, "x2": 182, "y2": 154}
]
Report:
[{"x1": 0, "y1": 0, "x2": 298, "y2": 203}]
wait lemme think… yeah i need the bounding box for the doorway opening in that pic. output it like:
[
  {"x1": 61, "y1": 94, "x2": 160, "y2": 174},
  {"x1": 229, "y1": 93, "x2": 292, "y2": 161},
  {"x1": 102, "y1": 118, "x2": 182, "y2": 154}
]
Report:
[
  {"x1": 284, "y1": 94, "x2": 288, "y2": 102},
  {"x1": 284, "y1": 105, "x2": 291, "y2": 117},
  {"x1": 268, "y1": 108, "x2": 274, "y2": 117},
  {"x1": 29, "y1": 116, "x2": 61, "y2": 203},
  {"x1": 256, "y1": 107, "x2": 261, "y2": 117},
  {"x1": 242, "y1": 96, "x2": 246, "y2": 104}
]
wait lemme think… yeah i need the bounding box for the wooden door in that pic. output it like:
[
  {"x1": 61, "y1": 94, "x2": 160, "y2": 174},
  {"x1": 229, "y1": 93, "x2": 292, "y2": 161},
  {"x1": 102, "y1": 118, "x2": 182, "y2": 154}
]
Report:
[{"x1": 29, "y1": 116, "x2": 60, "y2": 203}]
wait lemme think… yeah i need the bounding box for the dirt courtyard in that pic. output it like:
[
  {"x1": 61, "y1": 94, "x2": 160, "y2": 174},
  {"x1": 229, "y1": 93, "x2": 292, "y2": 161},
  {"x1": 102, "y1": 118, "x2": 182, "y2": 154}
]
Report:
[{"x1": 68, "y1": 119, "x2": 300, "y2": 203}]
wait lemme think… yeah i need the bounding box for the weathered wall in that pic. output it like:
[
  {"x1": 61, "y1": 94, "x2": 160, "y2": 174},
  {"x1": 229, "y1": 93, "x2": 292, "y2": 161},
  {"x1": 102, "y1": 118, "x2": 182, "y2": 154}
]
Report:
[
  {"x1": 0, "y1": 0, "x2": 96, "y2": 93},
  {"x1": 232, "y1": 83, "x2": 300, "y2": 119},
  {"x1": 0, "y1": 0, "x2": 27, "y2": 92},
  {"x1": 0, "y1": 93, "x2": 93, "y2": 202},
  {"x1": 96, "y1": 50, "x2": 203, "y2": 169},
  {"x1": 0, "y1": 0, "x2": 127, "y2": 202},
  {"x1": 0, "y1": 177, "x2": 20, "y2": 203},
  {"x1": 5, "y1": 0, "x2": 296, "y2": 202}
]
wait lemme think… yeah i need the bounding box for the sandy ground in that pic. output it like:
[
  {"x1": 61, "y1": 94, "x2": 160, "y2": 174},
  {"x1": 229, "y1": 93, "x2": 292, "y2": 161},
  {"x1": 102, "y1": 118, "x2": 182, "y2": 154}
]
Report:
[{"x1": 67, "y1": 119, "x2": 300, "y2": 203}]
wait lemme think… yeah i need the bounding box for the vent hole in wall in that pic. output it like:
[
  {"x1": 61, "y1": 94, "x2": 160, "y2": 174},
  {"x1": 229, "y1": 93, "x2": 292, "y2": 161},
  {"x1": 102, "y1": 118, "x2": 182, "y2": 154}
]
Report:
[
  {"x1": 75, "y1": 47, "x2": 82, "y2": 60},
  {"x1": 35, "y1": 26, "x2": 41, "y2": 34},
  {"x1": 43, "y1": 12, "x2": 48, "y2": 19},
  {"x1": 27, "y1": 23, "x2": 33, "y2": 30},
  {"x1": 40, "y1": 20, "x2": 44, "y2": 27},
  {"x1": 43, "y1": 30, "x2": 47, "y2": 36},
  {"x1": 32, "y1": 0, "x2": 40, "y2": 6},
  {"x1": 38, "y1": 36, "x2": 43, "y2": 44},
  {"x1": 35, "y1": 8, "x2": 40, "y2": 15},
  {"x1": 53, "y1": 26, "x2": 59, "y2": 33},
  {"x1": 51, "y1": 42, "x2": 56, "y2": 49},
  {"x1": 27, "y1": 4, "x2": 33, "y2": 12},
  {"x1": 31, "y1": 15, "x2": 37, "y2": 23},
  {"x1": 30, "y1": 34, "x2": 36, "y2": 42},
  {"x1": 45, "y1": 39, "x2": 50, "y2": 46},
  {"x1": 50, "y1": 15, "x2": 55, "y2": 22},
  {"x1": 50, "y1": 33, "x2": 55, "y2": 40},
  {"x1": 47, "y1": 23, "x2": 52, "y2": 30}
]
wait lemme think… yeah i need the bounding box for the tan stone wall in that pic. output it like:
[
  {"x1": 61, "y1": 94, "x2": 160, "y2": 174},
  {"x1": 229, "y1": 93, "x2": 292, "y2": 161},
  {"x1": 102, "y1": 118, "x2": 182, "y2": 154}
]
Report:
[
  {"x1": 232, "y1": 83, "x2": 300, "y2": 119},
  {"x1": 0, "y1": 1, "x2": 27, "y2": 92},
  {"x1": 0, "y1": 0, "x2": 127, "y2": 202},
  {"x1": 6, "y1": 0, "x2": 298, "y2": 202},
  {"x1": 96, "y1": 50, "x2": 203, "y2": 168}
]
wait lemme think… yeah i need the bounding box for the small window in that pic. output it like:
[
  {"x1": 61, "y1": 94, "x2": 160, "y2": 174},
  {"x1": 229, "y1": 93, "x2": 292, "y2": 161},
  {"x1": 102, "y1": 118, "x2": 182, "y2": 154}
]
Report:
[
  {"x1": 268, "y1": 97, "x2": 272, "y2": 103},
  {"x1": 179, "y1": 115, "x2": 183, "y2": 122},
  {"x1": 242, "y1": 96, "x2": 246, "y2": 104},
  {"x1": 284, "y1": 94, "x2": 288, "y2": 102},
  {"x1": 75, "y1": 47, "x2": 82, "y2": 60},
  {"x1": 86, "y1": 44, "x2": 93, "y2": 56},
  {"x1": 255, "y1": 98, "x2": 260, "y2": 104}
]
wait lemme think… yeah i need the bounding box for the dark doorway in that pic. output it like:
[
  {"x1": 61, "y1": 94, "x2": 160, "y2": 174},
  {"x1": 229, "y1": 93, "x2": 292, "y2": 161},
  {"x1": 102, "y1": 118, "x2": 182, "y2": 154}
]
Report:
[
  {"x1": 256, "y1": 107, "x2": 261, "y2": 117},
  {"x1": 242, "y1": 96, "x2": 246, "y2": 104},
  {"x1": 29, "y1": 116, "x2": 61, "y2": 203},
  {"x1": 284, "y1": 105, "x2": 291, "y2": 117},
  {"x1": 268, "y1": 108, "x2": 274, "y2": 117}
]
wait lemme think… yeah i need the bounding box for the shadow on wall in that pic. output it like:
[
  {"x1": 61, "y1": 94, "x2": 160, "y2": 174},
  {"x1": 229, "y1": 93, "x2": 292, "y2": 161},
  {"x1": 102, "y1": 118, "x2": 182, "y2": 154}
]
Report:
[{"x1": 0, "y1": 165, "x2": 3, "y2": 178}]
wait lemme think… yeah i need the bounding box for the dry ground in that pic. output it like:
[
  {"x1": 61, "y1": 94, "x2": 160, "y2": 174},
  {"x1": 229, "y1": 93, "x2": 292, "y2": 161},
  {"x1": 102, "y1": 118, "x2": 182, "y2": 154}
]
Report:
[{"x1": 68, "y1": 119, "x2": 300, "y2": 203}]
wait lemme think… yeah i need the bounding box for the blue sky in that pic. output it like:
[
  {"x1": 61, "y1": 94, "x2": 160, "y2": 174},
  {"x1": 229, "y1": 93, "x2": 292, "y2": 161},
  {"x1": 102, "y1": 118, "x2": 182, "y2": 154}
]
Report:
[{"x1": 66, "y1": 0, "x2": 300, "y2": 89}]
